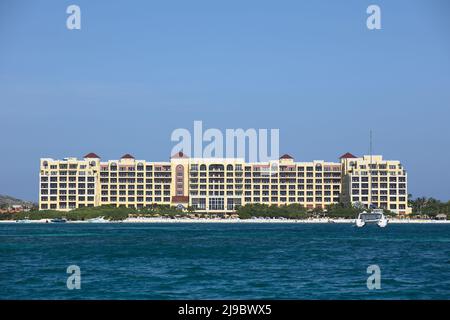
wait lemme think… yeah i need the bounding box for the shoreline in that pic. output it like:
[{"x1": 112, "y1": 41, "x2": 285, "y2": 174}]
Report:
[{"x1": 1, "y1": 218, "x2": 449, "y2": 224}]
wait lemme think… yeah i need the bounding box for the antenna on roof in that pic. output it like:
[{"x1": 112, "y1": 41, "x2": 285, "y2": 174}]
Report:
[{"x1": 369, "y1": 129, "x2": 373, "y2": 209}]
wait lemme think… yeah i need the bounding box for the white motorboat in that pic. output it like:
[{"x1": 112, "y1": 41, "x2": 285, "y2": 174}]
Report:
[
  {"x1": 355, "y1": 209, "x2": 388, "y2": 228},
  {"x1": 87, "y1": 216, "x2": 109, "y2": 223}
]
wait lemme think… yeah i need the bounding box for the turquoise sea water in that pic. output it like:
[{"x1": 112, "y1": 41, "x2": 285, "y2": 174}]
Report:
[{"x1": 0, "y1": 223, "x2": 449, "y2": 299}]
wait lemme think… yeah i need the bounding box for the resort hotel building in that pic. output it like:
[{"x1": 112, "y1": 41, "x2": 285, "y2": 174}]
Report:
[{"x1": 39, "y1": 152, "x2": 412, "y2": 215}]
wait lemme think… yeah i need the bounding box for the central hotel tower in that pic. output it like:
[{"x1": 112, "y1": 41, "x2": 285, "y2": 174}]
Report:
[{"x1": 39, "y1": 152, "x2": 411, "y2": 214}]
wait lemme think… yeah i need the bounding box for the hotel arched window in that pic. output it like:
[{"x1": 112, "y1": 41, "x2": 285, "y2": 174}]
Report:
[{"x1": 209, "y1": 164, "x2": 224, "y2": 171}]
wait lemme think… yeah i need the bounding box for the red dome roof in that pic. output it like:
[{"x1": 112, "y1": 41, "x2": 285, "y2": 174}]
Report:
[
  {"x1": 171, "y1": 151, "x2": 189, "y2": 159},
  {"x1": 121, "y1": 154, "x2": 135, "y2": 159},
  {"x1": 339, "y1": 152, "x2": 357, "y2": 159},
  {"x1": 84, "y1": 152, "x2": 100, "y2": 159},
  {"x1": 279, "y1": 154, "x2": 294, "y2": 160}
]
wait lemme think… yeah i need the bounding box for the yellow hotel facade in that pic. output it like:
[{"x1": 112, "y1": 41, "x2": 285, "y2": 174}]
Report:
[{"x1": 39, "y1": 152, "x2": 411, "y2": 214}]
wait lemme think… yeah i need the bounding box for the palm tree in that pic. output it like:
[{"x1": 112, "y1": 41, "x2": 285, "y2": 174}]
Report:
[{"x1": 414, "y1": 197, "x2": 427, "y2": 215}]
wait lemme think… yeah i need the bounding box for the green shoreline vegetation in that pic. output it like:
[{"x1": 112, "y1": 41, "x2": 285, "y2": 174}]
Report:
[
  {"x1": 1, "y1": 197, "x2": 448, "y2": 221},
  {"x1": 0, "y1": 205, "x2": 188, "y2": 221},
  {"x1": 0, "y1": 203, "x2": 374, "y2": 221}
]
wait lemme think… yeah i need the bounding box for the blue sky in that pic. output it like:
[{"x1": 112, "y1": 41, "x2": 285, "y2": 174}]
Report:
[{"x1": 1, "y1": 0, "x2": 449, "y2": 201}]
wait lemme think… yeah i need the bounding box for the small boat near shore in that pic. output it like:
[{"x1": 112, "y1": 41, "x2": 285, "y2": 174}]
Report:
[
  {"x1": 355, "y1": 209, "x2": 388, "y2": 228},
  {"x1": 87, "y1": 216, "x2": 108, "y2": 223},
  {"x1": 50, "y1": 218, "x2": 67, "y2": 223}
]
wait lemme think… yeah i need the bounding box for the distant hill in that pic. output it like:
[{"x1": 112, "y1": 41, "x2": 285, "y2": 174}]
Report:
[{"x1": 0, "y1": 195, "x2": 36, "y2": 208}]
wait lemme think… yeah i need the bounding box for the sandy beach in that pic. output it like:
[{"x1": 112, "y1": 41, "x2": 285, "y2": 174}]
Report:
[{"x1": 1, "y1": 218, "x2": 449, "y2": 224}]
